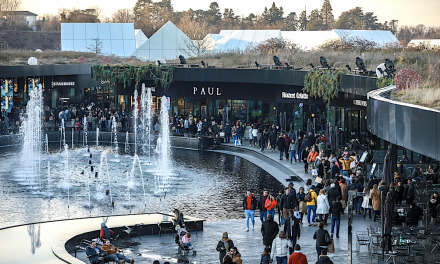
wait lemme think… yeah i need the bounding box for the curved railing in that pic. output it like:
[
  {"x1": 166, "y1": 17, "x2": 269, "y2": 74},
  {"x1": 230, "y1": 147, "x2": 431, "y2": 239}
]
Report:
[{"x1": 367, "y1": 85, "x2": 440, "y2": 160}]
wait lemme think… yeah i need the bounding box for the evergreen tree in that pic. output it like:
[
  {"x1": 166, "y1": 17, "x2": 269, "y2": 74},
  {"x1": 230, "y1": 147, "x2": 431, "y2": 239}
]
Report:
[
  {"x1": 207, "y1": 2, "x2": 221, "y2": 24},
  {"x1": 363, "y1": 12, "x2": 380, "y2": 30},
  {"x1": 320, "y1": 0, "x2": 334, "y2": 30},
  {"x1": 223, "y1": 8, "x2": 239, "y2": 27},
  {"x1": 284, "y1": 12, "x2": 298, "y2": 31},
  {"x1": 335, "y1": 7, "x2": 364, "y2": 29},
  {"x1": 298, "y1": 10, "x2": 308, "y2": 31},
  {"x1": 307, "y1": 8, "x2": 322, "y2": 30},
  {"x1": 262, "y1": 2, "x2": 284, "y2": 25}
]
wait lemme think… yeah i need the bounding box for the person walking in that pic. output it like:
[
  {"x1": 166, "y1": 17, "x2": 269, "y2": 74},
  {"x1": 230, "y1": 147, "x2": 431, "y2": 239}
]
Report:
[
  {"x1": 288, "y1": 244, "x2": 308, "y2": 264},
  {"x1": 243, "y1": 190, "x2": 257, "y2": 231},
  {"x1": 216, "y1": 232, "x2": 234, "y2": 264},
  {"x1": 362, "y1": 186, "x2": 372, "y2": 218},
  {"x1": 297, "y1": 187, "x2": 307, "y2": 224},
  {"x1": 290, "y1": 139, "x2": 298, "y2": 163},
  {"x1": 261, "y1": 214, "x2": 279, "y2": 248},
  {"x1": 280, "y1": 187, "x2": 293, "y2": 221},
  {"x1": 265, "y1": 194, "x2": 277, "y2": 219},
  {"x1": 284, "y1": 210, "x2": 301, "y2": 254},
  {"x1": 259, "y1": 190, "x2": 269, "y2": 223},
  {"x1": 284, "y1": 133, "x2": 291, "y2": 161},
  {"x1": 277, "y1": 133, "x2": 286, "y2": 160},
  {"x1": 316, "y1": 189, "x2": 330, "y2": 225},
  {"x1": 271, "y1": 231, "x2": 292, "y2": 264},
  {"x1": 302, "y1": 146, "x2": 310, "y2": 173},
  {"x1": 330, "y1": 196, "x2": 343, "y2": 239},
  {"x1": 306, "y1": 186, "x2": 318, "y2": 226},
  {"x1": 316, "y1": 249, "x2": 334, "y2": 264},
  {"x1": 370, "y1": 184, "x2": 381, "y2": 222},
  {"x1": 313, "y1": 223, "x2": 331, "y2": 258}
]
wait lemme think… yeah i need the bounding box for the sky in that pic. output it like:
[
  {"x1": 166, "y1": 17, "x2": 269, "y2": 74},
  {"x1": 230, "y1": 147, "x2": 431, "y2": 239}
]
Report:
[{"x1": 21, "y1": 0, "x2": 440, "y2": 27}]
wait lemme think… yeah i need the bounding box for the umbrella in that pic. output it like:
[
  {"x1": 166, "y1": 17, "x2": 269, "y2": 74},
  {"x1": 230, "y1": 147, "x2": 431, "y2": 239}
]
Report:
[
  {"x1": 384, "y1": 191, "x2": 394, "y2": 253},
  {"x1": 382, "y1": 144, "x2": 398, "y2": 186},
  {"x1": 307, "y1": 119, "x2": 312, "y2": 136}
]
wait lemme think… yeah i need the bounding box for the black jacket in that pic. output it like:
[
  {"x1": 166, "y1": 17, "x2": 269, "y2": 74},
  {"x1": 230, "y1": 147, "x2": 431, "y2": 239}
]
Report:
[
  {"x1": 284, "y1": 216, "x2": 301, "y2": 239},
  {"x1": 280, "y1": 193, "x2": 292, "y2": 209},
  {"x1": 216, "y1": 239, "x2": 234, "y2": 262},
  {"x1": 259, "y1": 195, "x2": 269, "y2": 211},
  {"x1": 277, "y1": 136, "x2": 286, "y2": 151},
  {"x1": 316, "y1": 256, "x2": 334, "y2": 264},
  {"x1": 330, "y1": 201, "x2": 344, "y2": 218},
  {"x1": 261, "y1": 218, "x2": 279, "y2": 246},
  {"x1": 243, "y1": 195, "x2": 257, "y2": 210},
  {"x1": 313, "y1": 228, "x2": 330, "y2": 247},
  {"x1": 327, "y1": 188, "x2": 340, "y2": 205}
]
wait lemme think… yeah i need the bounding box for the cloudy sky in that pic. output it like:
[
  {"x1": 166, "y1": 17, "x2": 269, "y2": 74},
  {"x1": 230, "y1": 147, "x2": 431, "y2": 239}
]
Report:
[{"x1": 21, "y1": 0, "x2": 439, "y2": 27}]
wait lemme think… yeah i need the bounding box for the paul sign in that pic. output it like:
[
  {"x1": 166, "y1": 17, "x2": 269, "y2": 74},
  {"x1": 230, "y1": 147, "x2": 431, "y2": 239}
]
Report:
[{"x1": 193, "y1": 87, "x2": 221, "y2": 96}]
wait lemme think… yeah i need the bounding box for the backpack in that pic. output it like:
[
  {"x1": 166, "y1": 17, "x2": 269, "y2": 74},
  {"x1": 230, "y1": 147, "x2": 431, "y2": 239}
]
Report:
[{"x1": 305, "y1": 191, "x2": 312, "y2": 202}]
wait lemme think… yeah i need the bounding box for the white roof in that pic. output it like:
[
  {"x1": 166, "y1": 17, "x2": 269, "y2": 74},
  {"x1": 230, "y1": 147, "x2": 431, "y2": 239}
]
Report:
[
  {"x1": 134, "y1": 29, "x2": 148, "y2": 49},
  {"x1": 281, "y1": 30, "x2": 339, "y2": 50},
  {"x1": 61, "y1": 23, "x2": 136, "y2": 57},
  {"x1": 332, "y1": 29, "x2": 399, "y2": 47},
  {"x1": 133, "y1": 21, "x2": 195, "y2": 61},
  {"x1": 408, "y1": 39, "x2": 440, "y2": 48},
  {"x1": 212, "y1": 30, "x2": 282, "y2": 52}
]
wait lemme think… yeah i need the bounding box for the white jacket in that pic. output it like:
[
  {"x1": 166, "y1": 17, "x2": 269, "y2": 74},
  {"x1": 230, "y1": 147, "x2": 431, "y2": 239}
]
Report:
[
  {"x1": 271, "y1": 237, "x2": 292, "y2": 259},
  {"x1": 316, "y1": 194, "x2": 330, "y2": 214}
]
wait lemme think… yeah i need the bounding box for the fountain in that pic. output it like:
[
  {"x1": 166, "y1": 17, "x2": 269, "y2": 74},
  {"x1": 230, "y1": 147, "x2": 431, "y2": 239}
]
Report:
[
  {"x1": 97, "y1": 151, "x2": 113, "y2": 206},
  {"x1": 125, "y1": 131, "x2": 130, "y2": 154},
  {"x1": 146, "y1": 87, "x2": 153, "y2": 163},
  {"x1": 45, "y1": 134, "x2": 49, "y2": 154},
  {"x1": 96, "y1": 127, "x2": 99, "y2": 147},
  {"x1": 133, "y1": 90, "x2": 139, "y2": 155},
  {"x1": 83, "y1": 116, "x2": 88, "y2": 148},
  {"x1": 156, "y1": 95, "x2": 171, "y2": 173},
  {"x1": 112, "y1": 116, "x2": 118, "y2": 151},
  {"x1": 21, "y1": 84, "x2": 43, "y2": 187}
]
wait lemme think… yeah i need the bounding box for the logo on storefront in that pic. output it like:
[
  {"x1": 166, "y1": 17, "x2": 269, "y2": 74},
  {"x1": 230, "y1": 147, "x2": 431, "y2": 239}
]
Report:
[
  {"x1": 281, "y1": 92, "x2": 309, "y2": 100},
  {"x1": 193, "y1": 87, "x2": 221, "y2": 96},
  {"x1": 353, "y1": 100, "x2": 367, "y2": 107},
  {"x1": 52, "y1": 81, "x2": 75, "y2": 86}
]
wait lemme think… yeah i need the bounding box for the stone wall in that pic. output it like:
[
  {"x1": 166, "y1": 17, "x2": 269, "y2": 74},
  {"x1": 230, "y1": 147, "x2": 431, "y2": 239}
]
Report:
[{"x1": 0, "y1": 31, "x2": 60, "y2": 50}]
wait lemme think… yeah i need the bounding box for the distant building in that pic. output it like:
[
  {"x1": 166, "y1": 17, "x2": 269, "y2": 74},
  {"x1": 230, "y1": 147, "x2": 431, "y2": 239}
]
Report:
[
  {"x1": 2, "y1": 11, "x2": 38, "y2": 29},
  {"x1": 408, "y1": 39, "x2": 440, "y2": 49}
]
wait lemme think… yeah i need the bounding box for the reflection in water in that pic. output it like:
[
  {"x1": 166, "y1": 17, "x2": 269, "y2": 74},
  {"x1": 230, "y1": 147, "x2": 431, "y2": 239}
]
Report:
[{"x1": 27, "y1": 223, "x2": 41, "y2": 254}]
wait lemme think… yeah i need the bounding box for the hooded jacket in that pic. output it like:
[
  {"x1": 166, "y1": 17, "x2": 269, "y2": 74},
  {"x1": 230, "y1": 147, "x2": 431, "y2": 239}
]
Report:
[
  {"x1": 261, "y1": 217, "x2": 279, "y2": 246},
  {"x1": 271, "y1": 237, "x2": 292, "y2": 259},
  {"x1": 243, "y1": 194, "x2": 257, "y2": 210},
  {"x1": 316, "y1": 255, "x2": 334, "y2": 264},
  {"x1": 288, "y1": 252, "x2": 308, "y2": 264}
]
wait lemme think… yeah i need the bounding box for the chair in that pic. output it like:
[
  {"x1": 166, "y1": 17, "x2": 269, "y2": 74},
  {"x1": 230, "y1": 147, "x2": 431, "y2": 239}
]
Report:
[
  {"x1": 123, "y1": 224, "x2": 142, "y2": 240},
  {"x1": 185, "y1": 222, "x2": 198, "y2": 237},
  {"x1": 356, "y1": 231, "x2": 370, "y2": 251},
  {"x1": 158, "y1": 221, "x2": 174, "y2": 237}
]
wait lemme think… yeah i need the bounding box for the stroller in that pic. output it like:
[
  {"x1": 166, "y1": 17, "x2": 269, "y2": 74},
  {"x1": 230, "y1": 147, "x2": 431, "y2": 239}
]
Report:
[{"x1": 175, "y1": 226, "x2": 196, "y2": 256}]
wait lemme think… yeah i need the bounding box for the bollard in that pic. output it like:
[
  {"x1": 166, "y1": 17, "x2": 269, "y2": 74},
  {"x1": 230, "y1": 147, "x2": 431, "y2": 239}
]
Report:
[
  {"x1": 90, "y1": 154, "x2": 92, "y2": 158},
  {"x1": 91, "y1": 166, "x2": 93, "y2": 172},
  {"x1": 88, "y1": 148, "x2": 90, "y2": 152},
  {"x1": 112, "y1": 201, "x2": 114, "y2": 207},
  {"x1": 106, "y1": 190, "x2": 109, "y2": 195},
  {"x1": 89, "y1": 160, "x2": 92, "y2": 164},
  {"x1": 95, "y1": 172, "x2": 98, "y2": 177}
]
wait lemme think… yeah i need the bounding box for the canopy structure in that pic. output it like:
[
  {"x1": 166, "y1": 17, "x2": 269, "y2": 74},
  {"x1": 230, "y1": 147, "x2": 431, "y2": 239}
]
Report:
[
  {"x1": 61, "y1": 23, "x2": 136, "y2": 57},
  {"x1": 132, "y1": 21, "x2": 195, "y2": 61},
  {"x1": 332, "y1": 29, "x2": 399, "y2": 46},
  {"x1": 408, "y1": 39, "x2": 440, "y2": 49},
  {"x1": 281, "y1": 30, "x2": 339, "y2": 50},
  {"x1": 135, "y1": 29, "x2": 149, "y2": 49},
  {"x1": 210, "y1": 30, "x2": 282, "y2": 52}
]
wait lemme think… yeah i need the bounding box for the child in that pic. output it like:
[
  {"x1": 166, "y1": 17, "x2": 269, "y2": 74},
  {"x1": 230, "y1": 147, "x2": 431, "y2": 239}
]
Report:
[
  {"x1": 260, "y1": 247, "x2": 271, "y2": 264},
  {"x1": 182, "y1": 232, "x2": 193, "y2": 249}
]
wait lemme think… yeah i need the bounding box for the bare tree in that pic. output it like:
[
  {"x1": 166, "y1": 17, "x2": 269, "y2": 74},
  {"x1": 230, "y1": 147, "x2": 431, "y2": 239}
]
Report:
[
  {"x1": 177, "y1": 12, "x2": 212, "y2": 57},
  {"x1": 0, "y1": 0, "x2": 22, "y2": 27},
  {"x1": 112, "y1": 8, "x2": 135, "y2": 23},
  {"x1": 88, "y1": 38, "x2": 102, "y2": 54}
]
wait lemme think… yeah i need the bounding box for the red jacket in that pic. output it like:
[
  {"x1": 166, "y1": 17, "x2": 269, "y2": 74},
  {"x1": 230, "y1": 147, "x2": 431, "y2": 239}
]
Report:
[
  {"x1": 100, "y1": 228, "x2": 114, "y2": 240},
  {"x1": 288, "y1": 252, "x2": 308, "y2": 264},
  {"x1": 265, "y1": 198, "x2": 277, "y2": 210}
]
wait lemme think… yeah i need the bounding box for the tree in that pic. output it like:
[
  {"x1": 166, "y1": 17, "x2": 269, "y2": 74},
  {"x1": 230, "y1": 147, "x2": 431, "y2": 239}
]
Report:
[
  {"x1": 363, "y1": 12, "x2": 380, "y2": 30},
  {"x1": 307, "y1": 9, "x2": 322, "y2": 30},
  {"x1": 133, "y1": 0, "x2": 174, "y2": 37},
  {"x1": 335, "y1": 7, "x2": 364, "y2": 29},
  {"x1": 206, "y1": 2, "x2": 221, "y2": 25},
  {"x1": 112, "y1": 8, "x2": 135, "y2": 23},
  {"x1": 284, "y1": 12, "x2": 298, "y2": 31},
  {"x1": 223, "y1": 8, "x2": 239, "y2": 28},
  {"x1": 0, "y1": 0, "x2": 22, "y2": 27},
  {"x1": 262, "y1": 2, "x2": 284, "y2": 26},
  {"x1": 298, "y1": 10, "x2": 308, "y2": 31},
  {"x1": 59, "y1": 8, "x2": 100, "y2": 23},
  {"x1": 88, "y1": 38, "x2": 102, "y2": 54},
  {"x1": 320, "y1": 0, "x2": 334, "y2": 30},
  {"x1": 35, "y1": 13, "x2": 60, "y2": 32},
  {"x1": 177, "y1": 12, "x2": 212, "y2": 57}
]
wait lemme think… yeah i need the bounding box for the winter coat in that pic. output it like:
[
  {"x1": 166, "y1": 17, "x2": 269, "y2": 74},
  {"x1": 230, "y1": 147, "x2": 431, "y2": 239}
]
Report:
[
  {"x1": 271, "y1": 237, "x2": 292, "y2": 259},
  {"x1": 370, "y1": 189, "x2": 381, "y2": 211},
  {"x1": 265, "y1": 197, "x2": 278, "y2": 210},
  {"x1": 301, "y1": 139, "x2": 311, "y2": 150},
  {"x1": 313, "y1": 228, "x2": 330, "y2": 247},
  {"x1": 243, "y1": 194, "x2": 257, "y2": 210},
  {"x1": 330, "y1": 201, "x2": 344, "y2": 218},
  {"x1": 284, "y1": 136, "x2": 291, "y2": 149},
  {"x1": 316, "y1": 194, "x2": 330, "y2": 214},
  {"x1": 261, "y1": 218, "x2": 279, "y2": 247},
  {"x1": 306, "y1": 189, "x2": 318, "y2": 206},
  {"x1": 362, "y1": 191, "x2": 372, "y2": 209},
  {"x1": 288, "y1": 252, "x2": 308, "y2": 264},
  {"x1": 307, "y1": 151, "x2": 319, "y2": 163},
  {"x1": 284, "y1": 216, "x2": 301, "y2": 240},
  {"x1": 259, "y1": 194, "x2": 269, "y2": 211},
  {"x1": 340, "y1": 184, "x2": 348, "y2": 202},
  {"x1": 216, "y1": 239, "x2": 234, "y2": 263},
  {"x1": 339, "y1": 157, "x2": 355, "y2": 171},
  {"x1": 316, "y1": 256, "x2": 334, "y2": 264},
  {"x1": 327, "y1": 187, "x2": 340, "y2": 205},
  {"x1": 261, "y1": 254, "x2": 271, "y2": 264},
  {"x1": 277, "y1": 136, "x2": 286, "y2": 151}
]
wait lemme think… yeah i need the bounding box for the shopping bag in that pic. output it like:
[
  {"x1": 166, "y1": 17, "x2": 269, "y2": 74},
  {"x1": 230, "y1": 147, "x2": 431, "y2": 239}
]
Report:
[
  {"x1": 315, "y1": 176, "x2": 323, "y2": 184},
  {"x1": 328, "y1": 239, "x2": 335, "y2": 253}
]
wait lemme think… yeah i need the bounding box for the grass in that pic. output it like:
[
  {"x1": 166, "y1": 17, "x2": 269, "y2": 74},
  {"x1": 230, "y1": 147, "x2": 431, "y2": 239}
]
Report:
[{"x1": 391, "y1": 86, "x2": 440, "y2": 110}]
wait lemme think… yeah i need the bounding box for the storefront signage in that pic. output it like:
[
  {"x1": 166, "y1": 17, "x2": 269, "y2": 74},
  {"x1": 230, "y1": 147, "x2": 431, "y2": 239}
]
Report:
[
  {"x1": 52, "y1": 81, "x2": 75, "y2": 86},
  {"x1": 193, "y1": 87, "x2": 221, "y2": 96},
  {"x1": 353, "y1": 99, "x2": 367, "y2": 107},
  {"x1": 281, "y1": 91, "x2": 309, "y2": 100}
]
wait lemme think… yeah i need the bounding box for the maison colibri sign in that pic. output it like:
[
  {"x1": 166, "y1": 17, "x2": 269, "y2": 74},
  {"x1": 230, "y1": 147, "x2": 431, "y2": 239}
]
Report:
[{"x1": 193, "y1": 86, "x2": 221, "y2": 96}]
